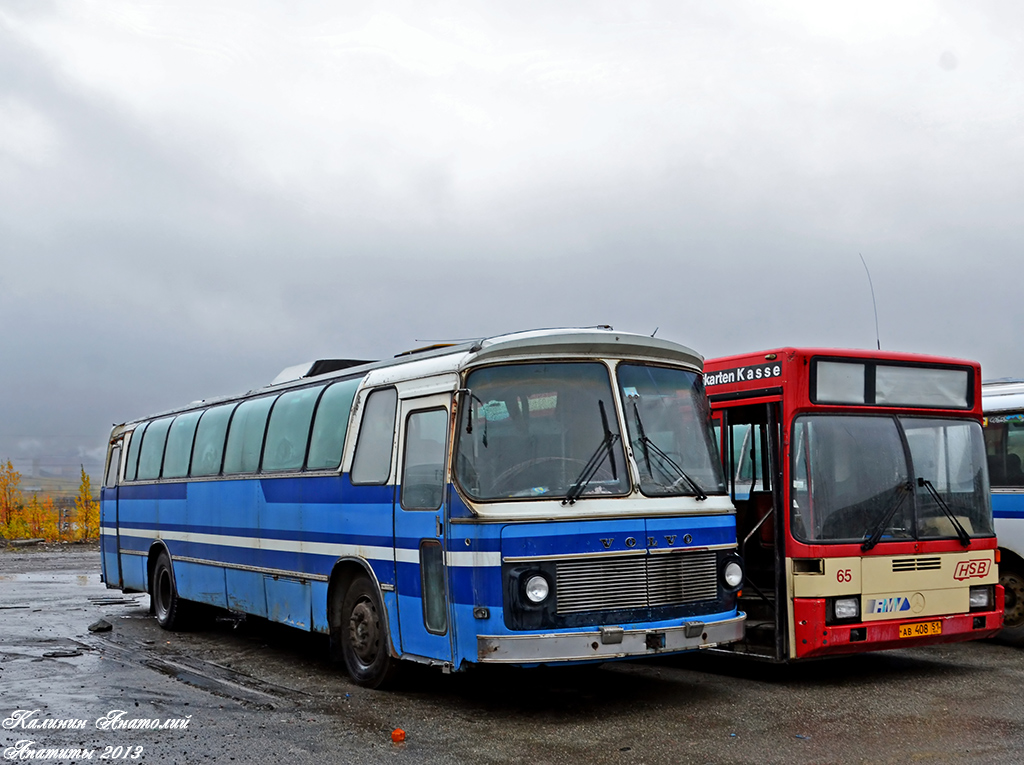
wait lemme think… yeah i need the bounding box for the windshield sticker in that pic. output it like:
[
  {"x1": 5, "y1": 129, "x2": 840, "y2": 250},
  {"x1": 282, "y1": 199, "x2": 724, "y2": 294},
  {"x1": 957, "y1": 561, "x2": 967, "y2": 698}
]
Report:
[
  {"x1": 622, "y1": 386, "x2": 639, "y2": 400},
  {"x1": 705, "y1": 363, "x2": 782, "y2": 387},
  {"x1": 987, "y1": 414, "x2": 1024, "y2": 425}
]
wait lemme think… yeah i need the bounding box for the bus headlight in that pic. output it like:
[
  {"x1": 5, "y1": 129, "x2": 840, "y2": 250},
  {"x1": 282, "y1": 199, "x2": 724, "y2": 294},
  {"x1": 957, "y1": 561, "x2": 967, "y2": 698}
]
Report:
[
  {"x1": 969, "y1": 585, "x2": 992, "y2": 611},
  {"x1": 834, "y1": 597, "x2": 860, "y2": 620},
  {"x1": 524, "y1": 575, "x2": 551, "y2": 604},
  {"x1": 723, "y1": 561, "x2": 743, "y2": 589}
]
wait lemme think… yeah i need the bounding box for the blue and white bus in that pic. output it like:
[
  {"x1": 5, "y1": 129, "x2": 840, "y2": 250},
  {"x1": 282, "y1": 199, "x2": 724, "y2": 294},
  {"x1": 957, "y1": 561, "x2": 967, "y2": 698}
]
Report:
[
  {"x1": 100, "y1": 328, "x2": 745, "y2": 686},
  {"x1": 983, "y1": 379, "x2": 1024, "y2": 644}
]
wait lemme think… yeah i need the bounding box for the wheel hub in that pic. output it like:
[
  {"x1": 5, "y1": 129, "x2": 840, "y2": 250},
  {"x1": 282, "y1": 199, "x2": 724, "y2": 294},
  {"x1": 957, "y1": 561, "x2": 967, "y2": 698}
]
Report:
[{"x1": 348, "y1": 598, "x2": 379, "y2": 664}]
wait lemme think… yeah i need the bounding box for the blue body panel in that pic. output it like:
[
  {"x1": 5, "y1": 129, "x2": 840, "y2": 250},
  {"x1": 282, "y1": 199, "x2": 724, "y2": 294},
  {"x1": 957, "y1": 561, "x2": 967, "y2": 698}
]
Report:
[
  {"x1": 102, "y1": 476, "x2": 739, "y2": 670},
  {"x1": 993, "y1": 493, "x2": 1024, "y2": 519}
]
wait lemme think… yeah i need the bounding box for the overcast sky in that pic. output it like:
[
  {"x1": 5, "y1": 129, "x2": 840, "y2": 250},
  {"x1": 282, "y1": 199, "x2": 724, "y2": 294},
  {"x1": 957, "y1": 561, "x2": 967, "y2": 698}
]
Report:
[{"x1": 1, "y1": 1, "x2": 1022, "y2": 475}]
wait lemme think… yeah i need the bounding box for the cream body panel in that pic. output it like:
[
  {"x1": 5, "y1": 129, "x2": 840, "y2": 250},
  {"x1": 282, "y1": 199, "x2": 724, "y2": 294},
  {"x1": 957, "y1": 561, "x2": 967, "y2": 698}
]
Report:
[{"x1": 789, "y1": 556, "x2": 861, "y2": 597}]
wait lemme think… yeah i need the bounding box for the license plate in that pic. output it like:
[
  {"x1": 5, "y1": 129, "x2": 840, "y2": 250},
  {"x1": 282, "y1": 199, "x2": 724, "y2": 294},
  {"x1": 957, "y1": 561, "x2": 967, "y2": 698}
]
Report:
[{"x1": 899, "y1": 621, "x2": 942, "y2": 638}]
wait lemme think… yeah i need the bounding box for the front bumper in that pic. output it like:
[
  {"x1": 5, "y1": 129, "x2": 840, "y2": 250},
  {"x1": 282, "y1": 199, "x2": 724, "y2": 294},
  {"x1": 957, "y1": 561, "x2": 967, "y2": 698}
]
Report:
[
  {"x1": 792, "y1": 590, "x2": 1004, "y2": 659},
  {"x1": 477, "y1": 613, "x2": 746, "y2": 664}
]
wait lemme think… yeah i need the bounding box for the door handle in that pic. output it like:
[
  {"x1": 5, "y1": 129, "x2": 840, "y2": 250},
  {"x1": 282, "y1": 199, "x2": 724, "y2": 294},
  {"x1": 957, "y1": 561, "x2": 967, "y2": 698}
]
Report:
[{"x1": 436, "y1": 516, "x2": 443, "y2": 537}]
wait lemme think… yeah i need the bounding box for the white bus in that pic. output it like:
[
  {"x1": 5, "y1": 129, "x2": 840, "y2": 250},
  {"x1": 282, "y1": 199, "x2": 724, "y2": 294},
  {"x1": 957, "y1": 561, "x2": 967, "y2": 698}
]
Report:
[{"x1": 983, "y1": 379, "x2": 1024, "y2": 644}]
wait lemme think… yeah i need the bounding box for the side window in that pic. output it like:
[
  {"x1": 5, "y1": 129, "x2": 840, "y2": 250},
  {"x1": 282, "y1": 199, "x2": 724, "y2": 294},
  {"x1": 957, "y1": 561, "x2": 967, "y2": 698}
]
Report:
[
  {"x1": 163, "y1": 411, "x2": 202, "y2": 478},
  {"x1": 986, "y1": 416, "x2": 1024, "y2": 488},
  {"x1": 224, "y1": 396, "x2": 277, "y2": 475},
  {"x1": 124, "y1": 423, "x2": 147, "y2": 482},
  {"x1": 351, "y1": 388, "x2": 398, "y2": 484},
  {"x1": 104, "y1": 444, "x2": 122, "y2": 488},
  {"x1": 191, "y1": 404, "x2": 235, "y2": 477},
  {"x1": 307, "y1": 379, "x2": 360, "y2": 470},
  {"x1": 137, "y1": 417, "x2": 173, "y2": 480},
  {"x1": 420, "y1": 540, "x2": 447, "y2": 634},
  {"x1": 263, "y1": 386, "x2": 324, "y2": 472},
  {"x1": 401, "y1": 408, "x2": 449, "y2": 511}
]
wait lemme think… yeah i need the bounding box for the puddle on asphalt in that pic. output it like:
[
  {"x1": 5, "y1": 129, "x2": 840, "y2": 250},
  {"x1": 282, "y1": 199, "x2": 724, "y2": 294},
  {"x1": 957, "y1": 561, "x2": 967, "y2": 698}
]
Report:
[{"x1": 0, "y1": 573, "x2": 101, "y2": 584}]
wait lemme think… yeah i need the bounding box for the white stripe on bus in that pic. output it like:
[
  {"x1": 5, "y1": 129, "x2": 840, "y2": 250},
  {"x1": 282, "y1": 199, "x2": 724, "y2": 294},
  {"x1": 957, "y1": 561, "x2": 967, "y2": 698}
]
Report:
[{"x1": 103, "y1": 527, "x2": 501, "y2": 567}]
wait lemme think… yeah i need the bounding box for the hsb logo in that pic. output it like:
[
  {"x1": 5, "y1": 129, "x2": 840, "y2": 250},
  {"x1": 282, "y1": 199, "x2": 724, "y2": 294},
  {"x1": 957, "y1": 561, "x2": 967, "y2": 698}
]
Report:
[{"x1": 953, "y1": 559, "x2": 991, "y2": 580}]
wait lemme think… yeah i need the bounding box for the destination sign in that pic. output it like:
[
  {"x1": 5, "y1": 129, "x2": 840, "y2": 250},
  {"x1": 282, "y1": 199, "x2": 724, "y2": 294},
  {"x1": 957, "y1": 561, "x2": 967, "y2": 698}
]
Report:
[{"x1": 705, "y1": 362, "x2": 782, "y2": 388}]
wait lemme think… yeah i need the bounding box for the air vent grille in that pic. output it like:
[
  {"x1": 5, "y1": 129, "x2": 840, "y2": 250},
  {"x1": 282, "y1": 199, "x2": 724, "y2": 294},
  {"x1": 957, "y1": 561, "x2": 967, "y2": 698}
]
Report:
[{"x1": 555, "y1": 551, "x2": 718, "y2": 614}]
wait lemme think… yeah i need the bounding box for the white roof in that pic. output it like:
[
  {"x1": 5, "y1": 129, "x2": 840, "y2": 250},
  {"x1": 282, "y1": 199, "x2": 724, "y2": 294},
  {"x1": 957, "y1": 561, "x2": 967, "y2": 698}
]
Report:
[{"x1": 982, "y1": 379, "x2": 1024, "y2": 413}]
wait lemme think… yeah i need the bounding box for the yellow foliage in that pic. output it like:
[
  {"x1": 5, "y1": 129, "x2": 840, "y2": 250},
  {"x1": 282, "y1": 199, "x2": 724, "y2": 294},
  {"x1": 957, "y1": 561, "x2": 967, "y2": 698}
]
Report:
[
  {"x1": 0, "y1": 460, "x2": 100, "y2": 542},
  {"x1": 0, "y1": 459, "x2": 23, "y2": 531},
  {"x1": 75, "y1": 465, "x2": 100, "y2": 541}
]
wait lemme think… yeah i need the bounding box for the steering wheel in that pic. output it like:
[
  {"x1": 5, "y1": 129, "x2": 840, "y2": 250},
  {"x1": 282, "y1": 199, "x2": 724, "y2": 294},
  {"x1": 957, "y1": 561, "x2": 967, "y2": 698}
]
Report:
[{"x1": 490, "y1": 457, "x2": 591, "y2": 495}]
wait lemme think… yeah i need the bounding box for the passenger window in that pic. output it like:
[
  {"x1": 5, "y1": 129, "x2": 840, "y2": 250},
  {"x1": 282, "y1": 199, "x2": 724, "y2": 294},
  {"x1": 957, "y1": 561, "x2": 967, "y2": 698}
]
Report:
[
  {"x1": 124, "y1": 423, "x2": 147, "y2": 482},
  {"x1": 401, "y1": 408, "x2": 448, "y2": 511},
  {"x1": 137, "y1": 417, "x2": 173, "y2": 480},
  {"x1": 223, "y1": 396, "x2": 276, "y2": 474},
  {"x1": 351, "y1": 388, "x2": 398, "y2": 484},
  {"x1": 163, "y1": 411, "x2": 202, "y2": 478},
  {"x1": 307, "y1": 379, "x2": 360, "y2": 470},
  {"x1": 263, "y1": 386, "x2": 324, "y2": 472},
  {"x1": 104, "y1": 445, "x2": 121, "y2": 488},
  {"x1": 190, "y1": 404, "x2": 236, "y2": 477}
]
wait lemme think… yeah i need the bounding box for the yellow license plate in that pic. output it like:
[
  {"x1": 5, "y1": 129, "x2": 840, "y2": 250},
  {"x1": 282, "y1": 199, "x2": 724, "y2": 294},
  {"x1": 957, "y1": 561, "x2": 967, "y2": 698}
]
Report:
[{"x1": 899, "y1": 621, "x2": 942, "y2": 638}]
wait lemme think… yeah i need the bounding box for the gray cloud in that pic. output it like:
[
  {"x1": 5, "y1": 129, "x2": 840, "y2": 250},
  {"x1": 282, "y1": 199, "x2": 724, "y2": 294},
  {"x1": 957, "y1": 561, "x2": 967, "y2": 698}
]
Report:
[{"x1": 1, "y1": 2, "x2": 1022, "y2": 478}]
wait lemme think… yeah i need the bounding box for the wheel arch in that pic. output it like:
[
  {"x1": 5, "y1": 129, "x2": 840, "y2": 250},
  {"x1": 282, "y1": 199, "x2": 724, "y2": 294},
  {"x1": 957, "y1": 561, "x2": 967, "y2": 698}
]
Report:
[
  {"x1": 327, "y1": 557, "x2": 398, "y2": 658},
  {"x1": 146, "y1": 540, "x2": 173, "y2": 595},
  {"x1": 1000, "y1": 545, "x2": 1024, "y2": 574}
]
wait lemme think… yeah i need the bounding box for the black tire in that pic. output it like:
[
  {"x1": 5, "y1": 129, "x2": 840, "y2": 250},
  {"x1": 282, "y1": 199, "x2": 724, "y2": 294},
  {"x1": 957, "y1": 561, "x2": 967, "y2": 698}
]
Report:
[
  {"x1": 996, "y1": 562, "x2": 1024, "y2": 646},
  {"x1": 151, "y1": 551, "x2": 192, "y2": 631},
  {"x1": 339, "y1": 576, "x2": 397, "y2": 688}
]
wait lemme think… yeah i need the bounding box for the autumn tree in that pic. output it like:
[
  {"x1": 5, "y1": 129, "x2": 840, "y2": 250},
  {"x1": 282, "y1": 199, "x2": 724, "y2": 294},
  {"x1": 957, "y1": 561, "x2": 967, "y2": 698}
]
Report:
[
  {"x1": 24, "y1": 494, "x2": 45, "y2": 538},
  {"x1": 0, "y1": 459, "x2": 24, "y2": 536},
  {"x1": 76, "y1": 465, "x2": 100, "y2": 541}
]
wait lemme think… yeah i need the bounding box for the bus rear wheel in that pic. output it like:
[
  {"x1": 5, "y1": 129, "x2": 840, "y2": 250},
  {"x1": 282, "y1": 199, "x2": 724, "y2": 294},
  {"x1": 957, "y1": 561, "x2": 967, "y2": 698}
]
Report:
[
  {"x1": 996, "y1": 564, "x2": 1024, "y2": 646},
  {"x1": 151, "y1": 552, "x2": 191, "y2": 630},
  {"x1": 340, "y1": 576, "x2": 397, "y2": 689}
]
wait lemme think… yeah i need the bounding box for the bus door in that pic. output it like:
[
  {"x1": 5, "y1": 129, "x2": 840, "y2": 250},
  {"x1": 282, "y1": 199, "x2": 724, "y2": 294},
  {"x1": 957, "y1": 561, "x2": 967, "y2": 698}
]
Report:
[
  {"x1": 722, "y1": 401, "x2": 785, "y2": 659},
  {"x1": 100, "y1": 436, "x2": 124, "y2": 588},
  {"x1": 392, "y1": 394, "x2": 453, "y2": 664}
]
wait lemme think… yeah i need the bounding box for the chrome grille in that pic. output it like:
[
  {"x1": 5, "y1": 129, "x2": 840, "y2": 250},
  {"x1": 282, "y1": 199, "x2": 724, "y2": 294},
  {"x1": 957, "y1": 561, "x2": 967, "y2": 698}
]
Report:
[
  {"x1": 892, "y1": 557, "x2": 942, "y2": 572},
  {"x1": 555, "y1": 551, "x2": 719, "y2": 614}
]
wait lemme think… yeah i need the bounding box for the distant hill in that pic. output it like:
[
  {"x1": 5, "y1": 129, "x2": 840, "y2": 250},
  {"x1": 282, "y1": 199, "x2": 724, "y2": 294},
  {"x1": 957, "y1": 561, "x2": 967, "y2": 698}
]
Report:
[{"x1": 22, "y1": 475, "x2": 94, "y2": 500}]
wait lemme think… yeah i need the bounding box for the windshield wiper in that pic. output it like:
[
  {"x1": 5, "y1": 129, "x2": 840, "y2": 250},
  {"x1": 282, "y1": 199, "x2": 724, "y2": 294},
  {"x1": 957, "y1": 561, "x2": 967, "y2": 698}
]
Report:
[
  {"x1": 917, "y1": 477, "x2": 972, "y2": 547},
  {"x1": 631, "y1": 402, "x2": 708, "y2": 501},
  {"x1": 563, "y1": 401, "x2": 619, "y2": 506},
  {"x1": 457, "y1": 388, "x2": 488, "y2": 447},
  {"x1": 861, "y1": 481, "x2": 912, "y2": 551}
]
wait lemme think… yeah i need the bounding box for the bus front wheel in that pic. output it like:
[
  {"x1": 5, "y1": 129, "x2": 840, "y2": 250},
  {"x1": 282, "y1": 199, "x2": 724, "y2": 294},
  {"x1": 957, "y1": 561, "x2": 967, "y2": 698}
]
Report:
[
  {"x1": 996, "y1": 563, "x2": 1024, "y2": 646},
  {"x1": 340, "y1": 576, "x2": 397, "y2": 688}
]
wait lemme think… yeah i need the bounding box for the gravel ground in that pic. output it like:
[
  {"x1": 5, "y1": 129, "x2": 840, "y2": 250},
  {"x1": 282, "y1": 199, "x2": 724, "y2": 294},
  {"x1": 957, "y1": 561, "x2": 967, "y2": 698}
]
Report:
[{"x1": 3, "y1": 548, "x2": 1024, "y2": 764}]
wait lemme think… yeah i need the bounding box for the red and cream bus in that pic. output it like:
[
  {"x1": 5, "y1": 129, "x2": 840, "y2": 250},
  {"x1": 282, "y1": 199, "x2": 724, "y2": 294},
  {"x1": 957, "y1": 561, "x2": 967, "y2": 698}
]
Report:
[{"x1": 704, "y1": 348, "x2": 1002, "y2": 661}]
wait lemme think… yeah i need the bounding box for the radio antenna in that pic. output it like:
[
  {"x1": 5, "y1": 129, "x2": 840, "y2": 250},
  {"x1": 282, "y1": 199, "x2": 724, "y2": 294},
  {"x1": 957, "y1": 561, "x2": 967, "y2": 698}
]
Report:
[{"x1": 858, "y1": 253, "x2": 881, "y2": 350}]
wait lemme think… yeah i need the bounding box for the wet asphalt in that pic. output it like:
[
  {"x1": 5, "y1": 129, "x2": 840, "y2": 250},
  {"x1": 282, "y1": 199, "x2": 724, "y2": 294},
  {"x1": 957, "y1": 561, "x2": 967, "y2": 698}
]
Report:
[{"x1": 2, "y1": 548, "x2": 1024, "y2": 764}]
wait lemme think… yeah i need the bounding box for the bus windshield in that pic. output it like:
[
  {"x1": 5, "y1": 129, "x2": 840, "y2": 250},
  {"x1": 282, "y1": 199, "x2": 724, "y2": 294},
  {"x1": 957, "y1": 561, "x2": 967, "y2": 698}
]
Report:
[
  {"x1": 455, "y1": 362, "x2": 630, "y2": 501},
  {"x1": 791, "y1": 415, "x2": 993, "y2": 543},
  {"x1": 618, "y1": 363, "x2": 725, "y2": 497}
]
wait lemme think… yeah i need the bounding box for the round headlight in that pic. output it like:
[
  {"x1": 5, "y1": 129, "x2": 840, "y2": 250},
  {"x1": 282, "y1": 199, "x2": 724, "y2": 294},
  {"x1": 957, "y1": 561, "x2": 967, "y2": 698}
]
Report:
[
  {"x1": 723, "y1": 561, "x2": 743, "y2": 588},
  {"x1": 525, "y1": 574, "x2": 550, "y2": 603}
]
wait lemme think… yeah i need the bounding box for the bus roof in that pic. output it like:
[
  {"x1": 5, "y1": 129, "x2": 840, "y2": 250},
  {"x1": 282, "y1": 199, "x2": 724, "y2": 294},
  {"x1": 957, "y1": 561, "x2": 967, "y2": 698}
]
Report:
[
  {"x1": 704, "y1": 347, "x2": 981, "y2": 414},
  {"x1": 706, "y1": 347, "x2": 980, "y2": 370},
  {"x1": 119, "y1": 327, "x2": 705, "y2": 428},
  {"x1": 982, "y1": 379, "x2": 1024, "y2": 413}
]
